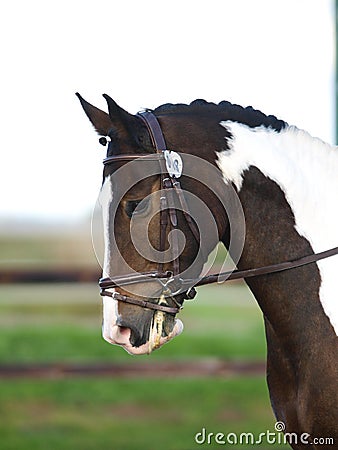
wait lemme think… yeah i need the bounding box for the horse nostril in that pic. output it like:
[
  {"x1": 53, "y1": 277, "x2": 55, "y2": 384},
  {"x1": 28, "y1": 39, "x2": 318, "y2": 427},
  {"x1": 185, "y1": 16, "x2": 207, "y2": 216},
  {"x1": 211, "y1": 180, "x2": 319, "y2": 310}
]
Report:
[
  {"x1": 117, "y1": 326, "x2": 131, "y2": 337},
  {"x1": 116, "y1": 317, "x2": 142, "y2": 346},
  {"x1": 112, "y1": 325, "x2": 131, "y2": 346}
]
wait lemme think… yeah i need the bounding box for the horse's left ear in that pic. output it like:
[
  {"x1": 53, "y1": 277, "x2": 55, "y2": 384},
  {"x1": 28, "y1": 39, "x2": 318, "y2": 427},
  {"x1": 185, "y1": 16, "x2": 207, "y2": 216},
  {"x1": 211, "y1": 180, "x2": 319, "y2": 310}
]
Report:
[
  {"x1": 102, "y1": 94, "x2": 135, "y2": 127},
  {"x1": 76, "y1": 93, "x2": 113, "y2": 136}
]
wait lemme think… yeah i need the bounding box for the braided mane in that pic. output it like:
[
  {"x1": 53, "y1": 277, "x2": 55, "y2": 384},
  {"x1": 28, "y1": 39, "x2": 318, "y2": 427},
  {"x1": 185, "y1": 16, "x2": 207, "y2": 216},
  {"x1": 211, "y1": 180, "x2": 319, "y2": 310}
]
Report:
[{"x1": 154, "y1": 99, "x2": 287, "y2": 132}]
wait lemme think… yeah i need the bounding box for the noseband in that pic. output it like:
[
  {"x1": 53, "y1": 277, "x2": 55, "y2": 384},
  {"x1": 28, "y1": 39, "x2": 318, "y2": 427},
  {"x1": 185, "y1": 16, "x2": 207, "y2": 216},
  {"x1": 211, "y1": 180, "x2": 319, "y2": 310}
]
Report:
[{"x1": 99, "y1": 111, "x2": 338, "y2": 315}]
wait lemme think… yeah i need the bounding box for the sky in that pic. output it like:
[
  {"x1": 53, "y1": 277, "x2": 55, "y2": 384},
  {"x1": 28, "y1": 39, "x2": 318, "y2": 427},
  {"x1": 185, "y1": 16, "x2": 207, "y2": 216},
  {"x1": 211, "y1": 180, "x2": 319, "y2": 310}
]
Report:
[{"x1": 0, "y1": 0, "x2": 335, "y2": 223}]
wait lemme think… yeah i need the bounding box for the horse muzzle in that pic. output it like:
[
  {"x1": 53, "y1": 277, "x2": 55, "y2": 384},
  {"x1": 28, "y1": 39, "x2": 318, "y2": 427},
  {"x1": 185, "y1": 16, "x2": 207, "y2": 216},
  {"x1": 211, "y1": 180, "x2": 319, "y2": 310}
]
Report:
[{"x1": 101, "y1": 292, "x2": 184, "y2": 355}]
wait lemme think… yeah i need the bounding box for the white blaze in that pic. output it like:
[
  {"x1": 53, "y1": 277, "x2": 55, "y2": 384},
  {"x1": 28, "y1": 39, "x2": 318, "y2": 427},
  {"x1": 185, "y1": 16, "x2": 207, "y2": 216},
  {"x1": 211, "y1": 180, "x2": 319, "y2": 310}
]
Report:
[
  {"x1": 100, "y1": 176, "x2": 114, "y2": 279},
  {"x1": 99, "y1": 176, "x2": 119, "y2": 343},
  {"x1": 98, "y1": 175, "x2": 184, "y2": 354}
]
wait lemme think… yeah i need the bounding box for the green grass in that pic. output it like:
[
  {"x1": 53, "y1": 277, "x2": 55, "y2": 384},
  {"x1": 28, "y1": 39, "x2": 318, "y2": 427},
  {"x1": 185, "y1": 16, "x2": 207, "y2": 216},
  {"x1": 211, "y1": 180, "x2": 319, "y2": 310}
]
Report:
[{"x1": 0, "y1": 378, "x2": 288, "y2": 450}]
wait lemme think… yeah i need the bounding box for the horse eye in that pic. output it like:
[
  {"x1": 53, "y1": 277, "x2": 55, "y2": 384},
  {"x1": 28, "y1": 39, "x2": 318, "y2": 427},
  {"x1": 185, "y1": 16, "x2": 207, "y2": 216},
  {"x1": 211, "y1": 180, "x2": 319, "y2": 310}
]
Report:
[{"x1": 125, "y1": 199, "x2": 149, "y2": 218}]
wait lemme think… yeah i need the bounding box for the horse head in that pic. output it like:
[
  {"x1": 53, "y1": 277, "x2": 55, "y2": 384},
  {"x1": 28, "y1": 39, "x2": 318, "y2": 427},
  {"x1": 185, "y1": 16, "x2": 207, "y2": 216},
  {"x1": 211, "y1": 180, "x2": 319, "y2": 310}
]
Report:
[{"x1": 77, "y1": 94, "x2": 238, "y2": 354}]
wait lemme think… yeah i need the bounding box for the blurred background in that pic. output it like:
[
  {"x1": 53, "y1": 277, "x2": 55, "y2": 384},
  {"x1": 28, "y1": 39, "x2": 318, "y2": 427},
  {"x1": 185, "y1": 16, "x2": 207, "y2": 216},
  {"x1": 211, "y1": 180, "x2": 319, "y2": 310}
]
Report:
[{"x1": 0, "y1": 1, "x2": 335, "y2": 449}]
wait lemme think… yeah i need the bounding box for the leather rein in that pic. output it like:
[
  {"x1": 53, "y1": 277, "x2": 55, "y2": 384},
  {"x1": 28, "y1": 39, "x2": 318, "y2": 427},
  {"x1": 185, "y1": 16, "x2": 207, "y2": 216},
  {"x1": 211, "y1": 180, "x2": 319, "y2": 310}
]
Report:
[{"x1": 99, "y1": 111, "x2": 338, "y2": 315}]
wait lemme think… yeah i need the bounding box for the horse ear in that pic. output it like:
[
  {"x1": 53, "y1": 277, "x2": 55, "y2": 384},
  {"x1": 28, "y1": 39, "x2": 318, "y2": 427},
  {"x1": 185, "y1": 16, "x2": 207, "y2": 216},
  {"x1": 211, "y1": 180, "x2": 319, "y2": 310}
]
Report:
[
  {"x1": 76, "y1": 93, "x2": 113, "y2": 136},
  {"x1": 102, "y1": 94, "x2": 135, "y2": 130}
]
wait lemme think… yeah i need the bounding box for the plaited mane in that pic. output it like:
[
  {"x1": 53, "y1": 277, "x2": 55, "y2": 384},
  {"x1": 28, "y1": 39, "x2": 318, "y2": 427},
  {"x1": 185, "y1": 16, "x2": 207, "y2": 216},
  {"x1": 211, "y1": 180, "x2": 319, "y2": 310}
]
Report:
[{"x1": 154, "y1": 99, "x2": 287, "y2": 132}]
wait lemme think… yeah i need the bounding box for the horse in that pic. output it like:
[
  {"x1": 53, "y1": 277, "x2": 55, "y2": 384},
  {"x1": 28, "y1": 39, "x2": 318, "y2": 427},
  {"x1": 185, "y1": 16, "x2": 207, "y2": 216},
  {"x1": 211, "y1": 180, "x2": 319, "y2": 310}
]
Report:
[{"x1": 77, "y1": 93, "x2": 338, "y2": 449}]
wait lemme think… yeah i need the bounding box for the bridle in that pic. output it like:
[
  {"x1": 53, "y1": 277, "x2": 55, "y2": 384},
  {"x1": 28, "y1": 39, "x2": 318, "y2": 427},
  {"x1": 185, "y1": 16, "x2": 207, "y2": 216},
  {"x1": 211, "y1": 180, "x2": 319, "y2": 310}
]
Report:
[
  {"x1": 99, "y1": 110, "x2": 200, "y2": 315},
  {"x1": 99, "y1": 111, "x2": 338, "y2": 315}
]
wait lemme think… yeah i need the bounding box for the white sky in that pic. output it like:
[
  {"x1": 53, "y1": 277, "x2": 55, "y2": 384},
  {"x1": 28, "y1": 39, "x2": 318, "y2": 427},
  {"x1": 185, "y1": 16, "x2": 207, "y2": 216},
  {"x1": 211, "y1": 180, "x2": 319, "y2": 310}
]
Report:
[{"x1": 0, "y1": 0, "x2": 335, "y2": 222}]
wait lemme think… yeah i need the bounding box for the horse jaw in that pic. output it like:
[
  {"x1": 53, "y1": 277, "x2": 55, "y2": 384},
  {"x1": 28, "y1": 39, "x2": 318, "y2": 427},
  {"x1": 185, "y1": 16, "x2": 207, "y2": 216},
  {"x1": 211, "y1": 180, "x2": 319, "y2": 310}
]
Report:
[{"x1": 101, "y1": 295, "x2": 184, "y2": 355}]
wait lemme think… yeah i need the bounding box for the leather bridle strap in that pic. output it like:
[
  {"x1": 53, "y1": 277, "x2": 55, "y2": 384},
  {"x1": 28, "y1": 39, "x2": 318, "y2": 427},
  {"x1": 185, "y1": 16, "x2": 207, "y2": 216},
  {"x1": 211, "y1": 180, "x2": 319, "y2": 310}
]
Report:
[
  {"x1": 99, "y1": 246, "x2": 338, "y2": 315},
  {"x1": 138, "y1": 110, "x2": 167, "y2": 151},
  {"x1": 195, "y1": 245, "x2": 338, "y2": 286},
  {"x1": 100, "y1": 246, "x2": 338, "y2": 287},
  {"x1": 103, "y1": 153, "x2": 164, "y2": 165},
  {"x1": 171, "y1": 178, "x2": 200, "y2": 242},
  {"x1": 137, "y1": 111, "x2": 184, "y2": 277},
  {"x1": 102, "y1": 290, "x2": 180, "y2": 315}
]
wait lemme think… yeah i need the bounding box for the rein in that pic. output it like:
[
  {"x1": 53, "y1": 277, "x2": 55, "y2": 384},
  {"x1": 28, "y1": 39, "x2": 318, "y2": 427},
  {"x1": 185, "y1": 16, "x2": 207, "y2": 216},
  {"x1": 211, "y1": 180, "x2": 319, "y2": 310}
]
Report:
[{"x1": 99, "y1": 111, "x2": 338, "y2": 315}]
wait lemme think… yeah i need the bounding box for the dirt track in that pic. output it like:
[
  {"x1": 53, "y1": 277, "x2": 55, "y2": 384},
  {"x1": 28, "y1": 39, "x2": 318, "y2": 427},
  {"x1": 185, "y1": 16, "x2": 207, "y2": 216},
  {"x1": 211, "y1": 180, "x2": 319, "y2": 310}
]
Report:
[{"x1": 0, "y1": 360, "x2": 265, "y2": 379}]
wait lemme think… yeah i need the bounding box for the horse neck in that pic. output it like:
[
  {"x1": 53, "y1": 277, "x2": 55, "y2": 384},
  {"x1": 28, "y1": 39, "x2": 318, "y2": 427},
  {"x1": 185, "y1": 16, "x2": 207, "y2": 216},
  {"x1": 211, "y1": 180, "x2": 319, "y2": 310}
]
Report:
[
  {"x1": 234, "y1": 168, "x2": 337, "y2": 362},
  {"x1": 217, "y1": 124, "x2": 338, "y2": 355}
]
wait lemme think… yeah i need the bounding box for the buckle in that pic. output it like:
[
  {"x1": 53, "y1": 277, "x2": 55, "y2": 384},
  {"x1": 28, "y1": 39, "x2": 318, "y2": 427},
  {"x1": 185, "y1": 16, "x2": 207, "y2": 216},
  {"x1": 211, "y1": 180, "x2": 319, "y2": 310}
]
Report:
[{"x1": 185, "y1": 287, "x2": 197, "y2": 300}]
